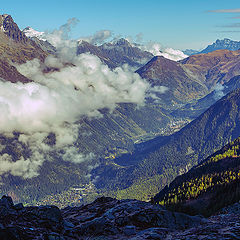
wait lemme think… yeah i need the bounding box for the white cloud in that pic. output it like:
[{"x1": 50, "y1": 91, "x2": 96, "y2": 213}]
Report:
[
  {"x1": 0, "y1": 19, "x2": 176, "y2": 179},
  {"x1": 0, "y1": 20, "x2": 149, "y2": 179},
  {"x1": 62, "y1": 147, "x2": 95, "y2": 164},
  {"x1": 147, "y1": 85, "x2": 169, "y2": 102},
  {"x1": 79, "y1": 30, "x2": 113, "y2": 45},
  {"x1": 158, "y1": 48, "x2": 188, "y2": 61},
  {"x1": 209, "y1": 9, "x2": 240, "y2": 13},
  {"x1": 137, "y1": 42, "x2": 188, "y2": 61},
  {"x1": 213, "y1": 83, "x2": 226, "y2": 100},
  {"x1": 0, "y1": 153, "x2": 42, "y2": 179}
]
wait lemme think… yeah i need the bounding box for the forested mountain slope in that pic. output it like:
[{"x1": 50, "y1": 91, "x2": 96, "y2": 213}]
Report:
[{"x1": 154, "y1": 136, "x2": 240, "y2": 217}]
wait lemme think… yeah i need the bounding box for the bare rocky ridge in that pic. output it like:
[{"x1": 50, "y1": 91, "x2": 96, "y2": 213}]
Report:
[
  {"x1": 98, "y1": 38, "x2": 153, "y2": 68},
  {"x1": 0, "y1": 195, "x2": 204, "y2": 239},
  {"x1": 77, "y1": 40, "x2": 116, "y2": 68},
  {"x1": 77, "y1": 38, "x2": 153, "y2": 69},
  {"x1": 136, "y1": 50, "x2": 240, "y2": 107},
  {"x1": 137, "y1": 56, "x2": 208, "y2": 105},
  {"x1": 2, "y1": 194, "x2": 240, "y2": 239},
  {"x1": 0, "y1": 15, "x2": 29, "y2": 43},
  {"x1": 181, "y1": 49, "x2": 240, "y2": 89},
  {"x1": 0, "y1": 14, "x2": 47, "y2": 83}
]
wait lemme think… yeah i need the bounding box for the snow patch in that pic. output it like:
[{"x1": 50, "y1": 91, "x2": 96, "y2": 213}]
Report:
[{"x1": 23, "y1": 27, "x2": 46, "y2": 41}]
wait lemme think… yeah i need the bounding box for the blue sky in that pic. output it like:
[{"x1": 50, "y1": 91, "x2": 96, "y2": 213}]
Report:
[{"x1": 1, "y1": 0, "x2": 240, "y2": 50}]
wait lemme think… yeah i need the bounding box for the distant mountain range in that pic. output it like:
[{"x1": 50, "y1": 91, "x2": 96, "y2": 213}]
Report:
[
  {"x1": 183, "y1": 38, "x2": 240, "y2": 55},
  {"x1": 23, "y1": 26, "x2": 154, "y2": 69},
  {"x1": 200, "y1": 38, "x2": 240, "y2": 54}
]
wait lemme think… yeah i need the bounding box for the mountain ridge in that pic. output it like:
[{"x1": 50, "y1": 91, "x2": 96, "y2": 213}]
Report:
[
  {"x1": 200, "y1": 38, "x2": 240, "y2": 54},
  {"x1": 77, "y1": 38, "x2": 154, "y2": 68},
  {"x1": 0, "y1": 14, "x2": 48, "y2": 83},
  {"x1": 96, "y1": 88, "x2": 240, "y2": 201},
  {"x1": 183, "y1": 38, "x2": 240, "y2": 55},
  {"x1": 137, "y1": 56, "x2": 208, "y2": 105}
]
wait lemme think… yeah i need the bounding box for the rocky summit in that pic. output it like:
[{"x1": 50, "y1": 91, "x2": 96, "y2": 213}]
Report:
[
  {"x1": 0, "y1": 195, "x2": 204, "y2": 239},
  {"x1": 2, "y1": 194, "x2": 240, "y2": 239}
]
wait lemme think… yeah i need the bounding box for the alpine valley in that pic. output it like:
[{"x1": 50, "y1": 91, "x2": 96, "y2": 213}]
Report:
[{"x1": 1, "y1": 13, "x2": 240, "y2": 239}]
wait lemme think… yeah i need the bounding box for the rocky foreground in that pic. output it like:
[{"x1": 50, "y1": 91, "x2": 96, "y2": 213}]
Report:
[{"x1": 1, "y1": 195, "x2": 240, "y2": 239}]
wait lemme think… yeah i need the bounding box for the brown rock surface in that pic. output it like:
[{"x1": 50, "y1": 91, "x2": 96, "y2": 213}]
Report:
[{"x1": 0, "y1": 14, "x2": 48, "y2": 83}]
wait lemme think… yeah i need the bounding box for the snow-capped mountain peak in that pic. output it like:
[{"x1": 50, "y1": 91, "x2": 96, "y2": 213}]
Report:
[{"x1": 23, "y1": 27, "x2": 46, "y2": 41}]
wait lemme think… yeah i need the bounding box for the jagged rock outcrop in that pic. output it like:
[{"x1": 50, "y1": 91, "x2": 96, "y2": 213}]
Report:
[
  {"x1": 3, "y1": 194, "x2": 240, "y2": 239},
  {"x1": 0, "y1": 14, "x2": 29, "y2": 43},
  {"x1": 0, "y1": 195, "x2": 204, "y2": 239},
  {"x1": 168, "y1": 202, "x2": 240, "y2": 239},
  {"x1": 0, "y1": 14, "x2": 48, "y2": 83},
  {"x1": 0, "y1": 195, "x2": 63, "y2": 239},
  {"x1": 77, "y1": 38, "x2": 153, "y2": 69}
]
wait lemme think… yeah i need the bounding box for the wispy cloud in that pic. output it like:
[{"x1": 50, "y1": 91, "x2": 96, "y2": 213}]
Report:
[
  {"x1": 219, "y1": 23, "x2": 240, "y2": 28},
  {"x1": 209, "y1": 8, "x2": 240, "y2": 13},
  {"x1": 230, "y1": 16, "x2": 240, "y2": 19},
  {"x1": 79, "y1": 30, "x2": 113, "y2": 45},
  {"x1": 217, "y1": 30, "x2": 240, "y2": 33}
]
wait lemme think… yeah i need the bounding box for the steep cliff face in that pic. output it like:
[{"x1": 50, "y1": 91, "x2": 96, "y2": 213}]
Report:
[
  {"x1": 0, "y1": 14, "x2": 29, "y2": 43},
  {"x1": 0, "y1": 14, "x2": 48, "y2": 83}
]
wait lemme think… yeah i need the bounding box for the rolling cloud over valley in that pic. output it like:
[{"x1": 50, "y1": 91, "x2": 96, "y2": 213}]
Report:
[{"x1": 0, "y1": 20, "x2": 150, "y2": 179}]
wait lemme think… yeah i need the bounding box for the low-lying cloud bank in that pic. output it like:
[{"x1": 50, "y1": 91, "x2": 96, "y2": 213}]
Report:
[
  {"x1": 0, "y1": 19, "x2": 172, "y2": 179},
  {"x1": 0, "y1": 21, "x2": 151, "y2": 179}
]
